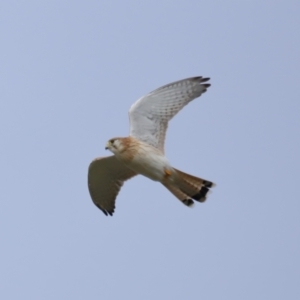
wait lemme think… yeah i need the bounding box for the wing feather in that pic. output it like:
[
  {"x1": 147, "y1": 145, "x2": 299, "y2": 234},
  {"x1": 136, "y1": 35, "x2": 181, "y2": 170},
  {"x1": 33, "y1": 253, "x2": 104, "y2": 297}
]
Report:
[
  {"x1": 129, "y1": 77, "x2": 211, "y2": 151},
  {"x1": 88, "y1": 155, "x2": 136, "y2": 216}
]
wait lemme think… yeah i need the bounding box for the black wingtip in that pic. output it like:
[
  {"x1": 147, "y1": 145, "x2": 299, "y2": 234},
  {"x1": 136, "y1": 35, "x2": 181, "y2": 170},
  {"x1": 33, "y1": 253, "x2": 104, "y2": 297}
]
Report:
[
  {"x1": 201, "y1": 77, "x2": 210, "y2": 83},
  {"x1": 197, "y1": 77, "x2": 211, "y2": 91},
  {"x1": 95, "y1": 204, "x2": 114, "y2": 216}
]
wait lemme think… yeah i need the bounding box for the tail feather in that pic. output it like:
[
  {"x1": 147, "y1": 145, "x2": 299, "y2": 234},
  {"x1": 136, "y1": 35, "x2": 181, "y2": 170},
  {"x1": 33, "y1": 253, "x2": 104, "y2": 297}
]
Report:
[
  {"x1": 162, "y1": 183, "x2": 194, "y2": 207},
  {"x1": 191, "y1": 186, "x2": 210, "y2": 202},
  {"x1": 174, "y1": 168, "x2": 215, "y2": 203}
]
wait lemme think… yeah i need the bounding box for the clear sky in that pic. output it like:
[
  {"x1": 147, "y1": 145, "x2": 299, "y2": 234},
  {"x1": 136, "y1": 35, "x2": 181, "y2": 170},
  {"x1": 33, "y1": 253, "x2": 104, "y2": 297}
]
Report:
[{"x1": 1, "y1": 1, "x2": 300, "y2": 299}]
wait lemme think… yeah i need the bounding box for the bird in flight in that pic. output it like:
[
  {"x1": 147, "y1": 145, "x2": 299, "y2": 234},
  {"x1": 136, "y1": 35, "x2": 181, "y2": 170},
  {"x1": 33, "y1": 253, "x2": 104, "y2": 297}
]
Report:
[{"x1": 88, "y1": 76, "x2": 215, "y2": 216}]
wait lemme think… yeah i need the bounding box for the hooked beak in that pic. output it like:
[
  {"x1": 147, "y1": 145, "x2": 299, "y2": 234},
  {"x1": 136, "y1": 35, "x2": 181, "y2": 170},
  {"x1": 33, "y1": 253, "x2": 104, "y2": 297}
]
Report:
[{"x1": 105, "y1": 142, "x2": 109, "y2": 150}]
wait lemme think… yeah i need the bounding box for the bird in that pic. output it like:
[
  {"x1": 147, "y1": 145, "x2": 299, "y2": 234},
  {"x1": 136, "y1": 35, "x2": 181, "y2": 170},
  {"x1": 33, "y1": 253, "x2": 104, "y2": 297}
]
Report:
[{"x1": 88, "y1": 76, "x2": 215, "y2": 216}]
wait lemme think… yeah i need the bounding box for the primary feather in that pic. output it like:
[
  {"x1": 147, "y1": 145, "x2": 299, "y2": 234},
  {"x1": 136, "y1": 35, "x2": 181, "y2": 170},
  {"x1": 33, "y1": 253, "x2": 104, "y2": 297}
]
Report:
[{"x1": 129, "y1": 77, "x2": 210, "y2": 151}]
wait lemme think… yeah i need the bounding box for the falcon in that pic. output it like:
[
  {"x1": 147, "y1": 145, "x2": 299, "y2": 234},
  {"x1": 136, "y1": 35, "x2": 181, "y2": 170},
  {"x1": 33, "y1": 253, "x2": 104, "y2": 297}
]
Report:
[{"x1": 88, "y1": 76, "x2": 215, "y2": 216}]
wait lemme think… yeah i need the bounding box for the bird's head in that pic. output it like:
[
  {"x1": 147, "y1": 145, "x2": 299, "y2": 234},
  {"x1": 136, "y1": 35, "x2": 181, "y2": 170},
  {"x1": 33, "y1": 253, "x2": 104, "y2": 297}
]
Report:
[{"x1": 105, "y1": 138, "x2": 125, "y2": 154}]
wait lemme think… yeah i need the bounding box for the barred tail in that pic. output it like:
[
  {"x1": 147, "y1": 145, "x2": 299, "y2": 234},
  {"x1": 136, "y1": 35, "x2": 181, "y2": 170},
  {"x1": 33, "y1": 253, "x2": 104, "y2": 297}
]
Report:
[{"x1": 163, "y1": 169, "x2": 215, "y2": 207}]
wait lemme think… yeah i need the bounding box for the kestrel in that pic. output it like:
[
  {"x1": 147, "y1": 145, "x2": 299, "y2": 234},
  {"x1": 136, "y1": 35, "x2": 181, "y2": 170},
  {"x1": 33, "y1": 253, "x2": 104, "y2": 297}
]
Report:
[{"x1": 88, "y1": 76, "x2": 215, "y2": 216}]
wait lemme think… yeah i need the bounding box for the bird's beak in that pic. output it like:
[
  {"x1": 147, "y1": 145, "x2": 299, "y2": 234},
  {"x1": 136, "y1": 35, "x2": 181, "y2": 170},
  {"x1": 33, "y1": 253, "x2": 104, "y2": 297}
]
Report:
[{"x1": 105, "y1": 142, "x2": 109, "y2": 150}]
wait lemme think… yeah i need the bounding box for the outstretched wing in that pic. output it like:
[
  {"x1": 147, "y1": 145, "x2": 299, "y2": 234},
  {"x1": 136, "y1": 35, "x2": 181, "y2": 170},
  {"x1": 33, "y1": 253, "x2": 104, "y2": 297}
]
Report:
[
  {"x1": 88, "y1": 155, "x2": 136, "y2": 216},
  {"x1": 129, "y1": 77, "x2": 211, "y2": 151}
]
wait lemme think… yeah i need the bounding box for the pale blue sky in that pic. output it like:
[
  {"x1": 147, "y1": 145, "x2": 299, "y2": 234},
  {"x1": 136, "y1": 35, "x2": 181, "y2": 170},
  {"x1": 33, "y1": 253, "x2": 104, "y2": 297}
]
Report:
[{"x1": 1, "y1": 1, "x2": 300, "y2": 299}]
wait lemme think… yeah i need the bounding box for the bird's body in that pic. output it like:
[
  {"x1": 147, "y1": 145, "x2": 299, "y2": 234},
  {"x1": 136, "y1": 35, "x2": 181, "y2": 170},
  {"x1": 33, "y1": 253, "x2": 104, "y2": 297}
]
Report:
[
  {"x1": 108, "y1": 137, "x2": 173, "y2": 182},
  {"x1": 88, "y1": 76, "x2": 215, "y2": 216}
]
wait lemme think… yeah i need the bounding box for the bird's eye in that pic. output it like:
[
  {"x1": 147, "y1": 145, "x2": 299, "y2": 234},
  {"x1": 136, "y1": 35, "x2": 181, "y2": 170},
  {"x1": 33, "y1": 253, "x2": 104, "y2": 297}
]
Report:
[{"x1": 110, "y1": 139, "x2": 115, "y2": 145}]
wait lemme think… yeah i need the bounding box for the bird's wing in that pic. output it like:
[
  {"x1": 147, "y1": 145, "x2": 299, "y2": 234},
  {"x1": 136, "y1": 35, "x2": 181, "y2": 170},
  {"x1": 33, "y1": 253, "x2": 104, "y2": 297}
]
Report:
[
  {"x1": 129, "y1": 77, "x2": 210, "y2": 151},
  {"x1": 88, "y1": 155, "x2": 136, "y2": 216}
]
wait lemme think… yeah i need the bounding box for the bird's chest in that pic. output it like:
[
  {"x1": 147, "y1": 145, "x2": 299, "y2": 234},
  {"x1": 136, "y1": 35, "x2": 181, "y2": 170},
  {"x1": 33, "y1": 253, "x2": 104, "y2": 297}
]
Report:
[{"x1": 118, "y1": 148, "x2": 171, "y2": 182}]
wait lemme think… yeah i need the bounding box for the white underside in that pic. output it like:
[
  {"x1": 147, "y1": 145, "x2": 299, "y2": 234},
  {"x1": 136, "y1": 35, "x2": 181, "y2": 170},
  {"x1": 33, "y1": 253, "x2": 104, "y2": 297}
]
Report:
[
  {"x1": 129, "y1": 152, "x2": 172, "y2": 181},
  {"x1": 119, "y1": 143, "x2": 173, "y2": 182}
]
